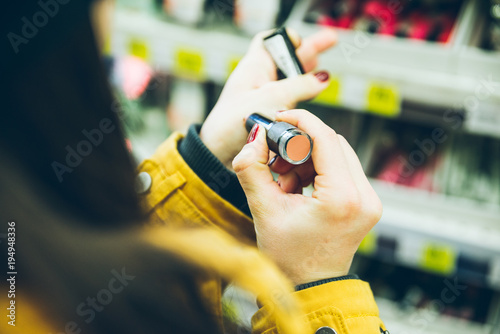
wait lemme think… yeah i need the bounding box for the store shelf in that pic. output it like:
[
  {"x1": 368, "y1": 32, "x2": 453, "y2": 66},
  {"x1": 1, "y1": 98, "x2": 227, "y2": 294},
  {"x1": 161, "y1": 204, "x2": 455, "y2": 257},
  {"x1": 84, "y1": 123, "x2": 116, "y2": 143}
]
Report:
[
  {"x1": 286, "y1": 0, "x2": 500, "y2": 138},
  {"x1": 111, "y1": 9, "x2": 251, "y2": 82},
  {"x1": 111, "y1": 7, "x2": 500, "y2": 138},
  {"x1": 376, "y1": 297, "x2": 493, "y2": 334},
  {"x1": 362, "y1": 179, "x2": 500, "y2": 290}
]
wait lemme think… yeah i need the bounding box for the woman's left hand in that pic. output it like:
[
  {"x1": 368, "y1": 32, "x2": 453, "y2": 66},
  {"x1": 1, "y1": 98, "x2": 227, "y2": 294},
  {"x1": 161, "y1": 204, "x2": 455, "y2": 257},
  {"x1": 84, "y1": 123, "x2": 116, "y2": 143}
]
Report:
[{"x1": 199, "y1": 28, "x2": 337, "y2": 168}]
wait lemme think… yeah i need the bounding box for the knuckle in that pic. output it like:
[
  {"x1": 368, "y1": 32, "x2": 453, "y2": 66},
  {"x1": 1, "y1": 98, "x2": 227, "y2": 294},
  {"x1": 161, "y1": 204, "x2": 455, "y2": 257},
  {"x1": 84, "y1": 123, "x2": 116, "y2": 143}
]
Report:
[
  {"x1": 340, "y1": 195, "x2": 362, "y2": 218},
  {"x1": 325, "y1": 189, "x2": 362, "y2": 220},
  {"x1": 366, "y1": 195, "x2": 383, "y2": 224},
  {"x1": 232, "y1": 152, "x2": 250, "y2": 174}
]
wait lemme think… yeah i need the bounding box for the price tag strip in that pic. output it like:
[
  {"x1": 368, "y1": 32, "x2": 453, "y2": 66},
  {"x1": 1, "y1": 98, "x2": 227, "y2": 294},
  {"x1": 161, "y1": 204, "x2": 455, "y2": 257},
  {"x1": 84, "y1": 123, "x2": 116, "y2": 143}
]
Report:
[
  {"x1": 174, "y1": 46, "x2": 205, "y2": 81},
  {"x1": 128, "y1": 37, "x2": 150, "y2": 61},
  {"x1": 366, "y1": 82, "x2": 401, "y2": 117},
  {"x1": 420, "y1": 242, "x2": 457, "y2": 275},
  {"x1": 312, "y1": 76, "x2": 402, "y2": 118}
]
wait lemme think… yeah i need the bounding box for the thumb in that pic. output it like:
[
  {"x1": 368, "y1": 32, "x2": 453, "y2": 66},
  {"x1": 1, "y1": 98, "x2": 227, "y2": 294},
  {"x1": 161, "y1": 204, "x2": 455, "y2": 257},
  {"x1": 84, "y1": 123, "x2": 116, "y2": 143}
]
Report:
[
  {"x1": 233, "y1": 124, "x2": 280, "y2": 205},
  {"x1": 261, "y1": 71, "x2": 330, "y2": 108}
]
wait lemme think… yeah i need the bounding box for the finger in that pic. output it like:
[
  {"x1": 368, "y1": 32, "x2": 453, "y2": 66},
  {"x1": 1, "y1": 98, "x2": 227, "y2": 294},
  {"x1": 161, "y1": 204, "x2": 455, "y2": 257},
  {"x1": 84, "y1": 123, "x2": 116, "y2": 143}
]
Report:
[
  {"x1": 285, "y1": 28, "x2": 302, "y2": 49},
  {"x1": 233, "y1": 124, "x2": 281, "y2": 205},
  {"x1": 296, "y1": 29, "x2": 337, "y2": 72},
  {"x1": 337, "y1": 135, "x2": 377, "y2": 195},
  {"x1": 269, "y1": 155, "x2": 294, "y2": 174},
  {"x1": 277, "y1": 172, "x2": 300, "y2": 194},
  {"x1": 222, "y1": 30, "x2": 277, "y2": 95},
  {"x1": 281, "y1": 159, "x2": 316, "y2": 187},
  {"x1": 302, "y1": 58, "x2": 318, "y2": 73},
  {"x1": 260, "y1": 71, "x2": 330, "y2": 109},
  {"x1": 275, "y1": 109, "x2": 356, "y2": 198}
]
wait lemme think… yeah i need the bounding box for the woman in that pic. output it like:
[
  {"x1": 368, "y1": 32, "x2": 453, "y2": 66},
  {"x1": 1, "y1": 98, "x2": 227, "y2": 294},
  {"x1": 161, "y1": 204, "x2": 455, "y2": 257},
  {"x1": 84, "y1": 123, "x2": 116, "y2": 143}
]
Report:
[{"x1": 0, "y1": 1, "x2": 387, "y2": 333}]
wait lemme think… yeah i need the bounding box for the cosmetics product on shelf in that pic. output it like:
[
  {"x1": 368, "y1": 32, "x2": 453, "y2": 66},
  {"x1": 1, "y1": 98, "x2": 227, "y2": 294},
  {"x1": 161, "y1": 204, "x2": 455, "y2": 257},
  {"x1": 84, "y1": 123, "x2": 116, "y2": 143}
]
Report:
[
  {"x1": 234, "y1": 0, "x2": 280, "y2": 35},
  {"x1": 166, "y1": 78, "x2": 207, "y2": 133},
  {"x1": 163, "y1": 0, "x2": 207, "y2": 25},
  {"x1": 113, "y1": 56, "x2": 153, "y2": 100},
  {"x1": 116, "y1": 0, "x2": 156, "y2": 12},
  {"x1": 482, "y1": 0, "x2": 500, "y2": 51},
  {"x1": 304, "y1": 0, "x2": 462, "y2": 43},
  {"x1": 351, "y1": 115, "x2": 500, "y2": 205},
  {"x1": 353, "y1": 256, "x2": 496, "y2": 325}
]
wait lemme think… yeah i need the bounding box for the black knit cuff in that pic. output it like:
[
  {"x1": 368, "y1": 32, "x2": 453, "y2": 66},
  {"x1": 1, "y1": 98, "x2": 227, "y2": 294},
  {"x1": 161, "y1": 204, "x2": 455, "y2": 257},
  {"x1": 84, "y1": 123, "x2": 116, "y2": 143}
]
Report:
[
  {"x1": 178, "y1": 124, "x2": 251, "y2": 217},
  {"x1": 295, "y1": 274, "x2": 360, "y2": 291}
]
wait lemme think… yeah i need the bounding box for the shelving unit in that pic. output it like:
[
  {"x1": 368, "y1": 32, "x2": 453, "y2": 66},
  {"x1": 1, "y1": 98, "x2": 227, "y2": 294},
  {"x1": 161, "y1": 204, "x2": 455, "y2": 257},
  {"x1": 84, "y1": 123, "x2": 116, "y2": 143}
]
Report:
[
  {"x1": 367, "y1": 180, "x2": 500, "y2": 289},
  {"x1": 111, "y1": 2, "x2": 500, "y2": 333},
  {"x1": 112, "y1": 5, "x2": 500, "y2": 138},
  {"x1": 287, "y1": 0, "x2": 500, "y2": 138}
]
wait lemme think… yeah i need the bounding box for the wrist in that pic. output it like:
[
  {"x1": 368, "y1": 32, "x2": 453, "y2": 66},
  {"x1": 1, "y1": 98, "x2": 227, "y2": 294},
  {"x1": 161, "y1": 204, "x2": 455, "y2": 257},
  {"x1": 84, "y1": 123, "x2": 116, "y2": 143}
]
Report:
[
  {"x1": 289, "y1": 258, "x2": 353, "y2": 286},
  {"x1": 295, "y1": 274, "x2": 360, "y2": 291},
  {"x1": 199, "y1": 126, "x2": 233, "y2": 168}
]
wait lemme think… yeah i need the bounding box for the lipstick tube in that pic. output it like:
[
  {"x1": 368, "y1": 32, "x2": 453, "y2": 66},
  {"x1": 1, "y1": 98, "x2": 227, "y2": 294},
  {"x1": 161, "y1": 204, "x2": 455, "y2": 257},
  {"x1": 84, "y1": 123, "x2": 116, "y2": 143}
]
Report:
[
  {"x1": 263, "y1": 27, "x2": 305, "y2": 79},
  {"x1": 245, "y1": 113, "x2": 313, "y2": 165}
]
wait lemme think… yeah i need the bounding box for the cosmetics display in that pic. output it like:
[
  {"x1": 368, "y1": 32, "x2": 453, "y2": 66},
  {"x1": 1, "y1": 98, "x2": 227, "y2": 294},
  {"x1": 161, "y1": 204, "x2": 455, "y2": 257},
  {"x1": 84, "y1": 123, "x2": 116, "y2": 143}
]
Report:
[
  {"x1": 166, "y1": 78, "x2": 207, "y2": 133},
  {"x1": 481, "y1": 0, "x2": 500, "y2": 51},
  {"x1": 304, "y1": 0, "x2": 462, "y2": 43},
  {"x1": 351, "y1": 116, "x2": 500, "y2": 206},
  {"x1": 162, "y1": 0, "x2": 207, "y2": 25},
  {"x1": 352, "y1": 255, "x2": 495, "y2": 325}
]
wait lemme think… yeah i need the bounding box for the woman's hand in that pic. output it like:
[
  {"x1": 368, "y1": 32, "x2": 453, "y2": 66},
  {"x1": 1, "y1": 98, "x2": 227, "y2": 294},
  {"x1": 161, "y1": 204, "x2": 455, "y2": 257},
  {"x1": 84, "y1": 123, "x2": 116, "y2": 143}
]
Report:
[
  {"x1": 200, "y1": 29, "x2": 337, "y2": 168},
  {"x1": 232, "y1": 109, "x2": 383, "y2": 285}
]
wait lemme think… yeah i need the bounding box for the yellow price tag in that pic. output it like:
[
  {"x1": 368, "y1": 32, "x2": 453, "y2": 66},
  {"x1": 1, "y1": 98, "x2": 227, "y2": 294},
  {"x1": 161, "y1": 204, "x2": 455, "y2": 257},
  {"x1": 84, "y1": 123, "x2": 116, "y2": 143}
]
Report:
[
  {"x1": 174, "y1": 47, "x2": 205, "y2": 80},
  {"x1": 366, "y1": 83, "x2": 401, "y2": 117},
  {"x1": 358, "y1": 232, "x2": 377, "y2": 255},
  {"x1": 420, "y1": 243, "x2": 456, "y2": 275},
  {"x1": 128, "y1": 38, "x2": 149, "y2": 60},
  {"x1": 313, "y1": 78, "x2": 341, "y2": 106},
  {"x1": 228, "y1": 56, "x2": 242, "y2": 77}
]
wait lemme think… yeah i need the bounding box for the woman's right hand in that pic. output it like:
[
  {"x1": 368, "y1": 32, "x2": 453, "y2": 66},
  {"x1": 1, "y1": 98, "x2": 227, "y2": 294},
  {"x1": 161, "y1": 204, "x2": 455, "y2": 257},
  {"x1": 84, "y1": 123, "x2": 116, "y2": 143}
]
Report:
[{"x1": 232, "y1": 109, "x2": 383, "y2": 285}]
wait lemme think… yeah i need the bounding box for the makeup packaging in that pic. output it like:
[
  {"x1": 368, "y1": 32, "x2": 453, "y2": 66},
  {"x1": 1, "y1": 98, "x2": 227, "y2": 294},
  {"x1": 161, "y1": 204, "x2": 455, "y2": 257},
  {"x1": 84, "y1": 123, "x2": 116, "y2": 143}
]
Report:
[
  {"x1": 263, "y1": 27, "x2": 305, "y2": 78},
  {"x1": 166, "y1": 78, "x2": 206, "y2": 133},
  {"x1": 246, "y1": 113, "x2": 312, "y2": 165},
  {"x1": 234, "y1": 0, "x2": 280, "y2": 35},
  {"x1": 163, "y1": 0, "x2": 206, "y2": 25}
]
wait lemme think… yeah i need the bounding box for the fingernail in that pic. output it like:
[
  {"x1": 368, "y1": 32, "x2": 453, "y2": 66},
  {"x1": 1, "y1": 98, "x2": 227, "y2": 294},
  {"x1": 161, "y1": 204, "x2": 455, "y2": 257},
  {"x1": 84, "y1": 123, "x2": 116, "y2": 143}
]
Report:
[
  {"x1": 247, "y1": 124, "x2": 259, "y2": 143},
  {"x1": 314, "y1": 71, "x2": 330, "y2": 82},
  {"x1": 268, "y1": 155, "x2": 278, "y2": 166}
]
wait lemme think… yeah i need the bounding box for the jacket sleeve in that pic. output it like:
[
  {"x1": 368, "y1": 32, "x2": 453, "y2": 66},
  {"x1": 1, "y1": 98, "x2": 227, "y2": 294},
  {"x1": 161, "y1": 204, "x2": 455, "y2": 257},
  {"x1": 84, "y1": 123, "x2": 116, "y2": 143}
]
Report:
[
  {"x1": 137, "y1": 132, "x2": 256, "y2": 242},
  {"x1": 252, "y1": 279, "x2": 388, "y2": 334}
]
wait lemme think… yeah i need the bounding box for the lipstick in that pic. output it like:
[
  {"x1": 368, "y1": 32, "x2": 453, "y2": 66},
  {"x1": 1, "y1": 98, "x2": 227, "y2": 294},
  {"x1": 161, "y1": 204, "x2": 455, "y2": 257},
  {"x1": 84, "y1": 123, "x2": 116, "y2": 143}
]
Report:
[
  {"x1": 263, "y1": 27, "x2": 305, "y2": 79},
  {"x1": 245, "y1": 113, "x2": 312, "y2": 165}
]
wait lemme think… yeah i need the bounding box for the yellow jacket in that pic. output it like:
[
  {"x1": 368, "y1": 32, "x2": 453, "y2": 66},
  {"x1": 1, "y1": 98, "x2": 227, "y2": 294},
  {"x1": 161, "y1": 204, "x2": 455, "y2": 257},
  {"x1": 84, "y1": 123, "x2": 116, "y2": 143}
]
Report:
[{"x1": 0, "y1": 133, "x2": 387, "y2": 334}]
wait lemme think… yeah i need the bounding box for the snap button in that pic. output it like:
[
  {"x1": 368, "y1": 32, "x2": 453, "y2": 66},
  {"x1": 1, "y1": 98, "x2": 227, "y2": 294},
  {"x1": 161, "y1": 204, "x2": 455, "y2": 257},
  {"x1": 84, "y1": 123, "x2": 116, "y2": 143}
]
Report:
[
  {"x1": 315, "y1": 327, "x2": 337, "y2": 334},
  {"x1": 135, "y1": 172, "x2": 152, "y2": 194}
]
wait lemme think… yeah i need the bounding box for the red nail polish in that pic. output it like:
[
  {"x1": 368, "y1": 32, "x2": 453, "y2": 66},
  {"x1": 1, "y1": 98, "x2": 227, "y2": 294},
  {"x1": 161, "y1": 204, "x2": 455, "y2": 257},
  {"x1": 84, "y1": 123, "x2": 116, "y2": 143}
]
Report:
[
  {"x1": 314, "y1": 71, "x2": 330, "y2": 82},
  {"x1": 247, "y1": 124, "x2": 259, "y2": 143}
]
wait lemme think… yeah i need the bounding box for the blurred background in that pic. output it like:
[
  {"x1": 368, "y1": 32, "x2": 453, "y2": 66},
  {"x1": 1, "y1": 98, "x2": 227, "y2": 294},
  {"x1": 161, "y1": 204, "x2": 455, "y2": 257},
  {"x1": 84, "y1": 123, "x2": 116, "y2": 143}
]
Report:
[{"x1": 104, "y1": 0, "x2": 500, "y2": 333}]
